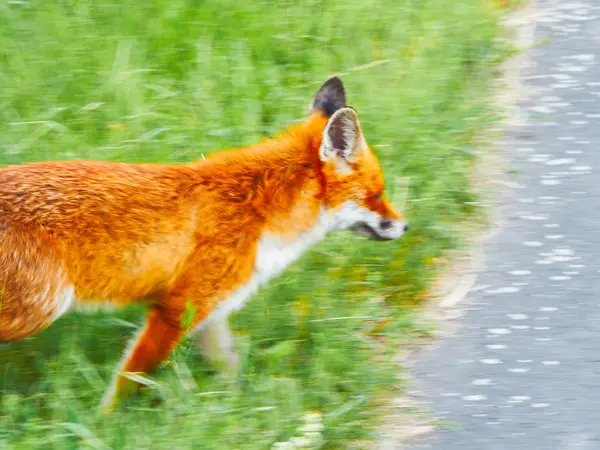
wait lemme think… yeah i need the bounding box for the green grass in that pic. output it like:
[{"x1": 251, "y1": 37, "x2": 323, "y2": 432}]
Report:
[{"x1": 0, "y1": 0, "x2": 511, "y2": 448}]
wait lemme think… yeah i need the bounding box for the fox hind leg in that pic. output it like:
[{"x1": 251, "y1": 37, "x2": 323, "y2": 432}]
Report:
[{"x1": 0, "y1": 221, "x2": 72, "y2": 343}]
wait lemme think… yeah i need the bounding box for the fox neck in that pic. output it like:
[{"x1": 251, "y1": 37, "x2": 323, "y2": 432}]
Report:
[
  {"x1": 192, "y1": 114, "x2": 338, "y2": 283},
  {"x1": 244, "y1": 129, "x2": 341, "y2": 283},
  {"x1": 195, "y1": 113, "x2": 334, "y2": 237}
]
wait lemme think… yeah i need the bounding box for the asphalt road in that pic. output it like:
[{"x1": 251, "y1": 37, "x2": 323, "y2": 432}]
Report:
[{"x1": 409, "y1": 2, "x2": 600, "y2": 449}]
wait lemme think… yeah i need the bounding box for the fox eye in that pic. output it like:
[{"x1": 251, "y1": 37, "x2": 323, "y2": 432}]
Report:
[{"x1": 373, "y1": 193, "x2": 382, "y2": 201}]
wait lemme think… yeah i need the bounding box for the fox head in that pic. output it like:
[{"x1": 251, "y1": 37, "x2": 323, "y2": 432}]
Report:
[{"x1": 311, "y1": 77, "x2": 408, "y2": 241}]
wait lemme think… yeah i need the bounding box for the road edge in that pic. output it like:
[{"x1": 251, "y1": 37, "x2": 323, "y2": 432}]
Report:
[{"x1": 375, "y1": 2, "x2": 539, "y2": 448}]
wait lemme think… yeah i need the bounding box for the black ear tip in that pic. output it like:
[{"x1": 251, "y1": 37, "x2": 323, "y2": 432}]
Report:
[
  {"x1": 319, "y1": 77, "x2": 345, "y2": 100},
  {"x1": 312, "y1": 76, "x2": 347, "y2": 117},
  {"x1": 324, "y1": 76, "x2": 344, "y2": 90}
]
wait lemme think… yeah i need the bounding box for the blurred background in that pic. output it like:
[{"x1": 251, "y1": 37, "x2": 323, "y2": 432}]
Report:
[{"x1": 0, "y1": 1, "x2": 513, "y2": 448}]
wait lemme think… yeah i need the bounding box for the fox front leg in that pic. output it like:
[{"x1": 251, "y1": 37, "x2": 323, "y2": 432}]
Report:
[
  {"x1": 100, "y1": 303, "x2": 188, "y2": 412},
  {"x1": 194, "y1": 317, "x2": 239, "y2": 375}
]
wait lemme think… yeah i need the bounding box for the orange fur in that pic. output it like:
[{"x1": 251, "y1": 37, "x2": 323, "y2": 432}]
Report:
[{"x1": 0, "y1": 78, "x2": 406, "y2": 410}]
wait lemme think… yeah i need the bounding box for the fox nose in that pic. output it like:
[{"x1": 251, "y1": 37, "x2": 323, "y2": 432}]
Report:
[{"x1": 404, "y1": 223, "x2": 409, "y2": 232}]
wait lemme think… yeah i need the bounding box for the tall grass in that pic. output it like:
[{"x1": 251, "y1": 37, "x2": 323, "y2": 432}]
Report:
[{"x1": 0, "y1": 0, "x2": 509, "y2": 448}]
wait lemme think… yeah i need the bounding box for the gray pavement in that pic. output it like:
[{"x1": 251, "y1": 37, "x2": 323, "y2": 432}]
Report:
[{"x1": 409, "y1": 2, "x2": 600, "y2": 449}]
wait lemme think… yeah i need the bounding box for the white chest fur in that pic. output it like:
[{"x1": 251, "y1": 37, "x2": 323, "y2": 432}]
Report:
[{"x1": 197, "y1": 208, "x2": 338, "y2": 329}]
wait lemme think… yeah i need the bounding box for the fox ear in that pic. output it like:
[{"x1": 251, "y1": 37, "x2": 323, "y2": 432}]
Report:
[
  {"x1": 319, "y1": 107, "x2": 364, "y2": 164},
  {"x1": 311, "y1": 77, "x2": 346, "y2": 117}
]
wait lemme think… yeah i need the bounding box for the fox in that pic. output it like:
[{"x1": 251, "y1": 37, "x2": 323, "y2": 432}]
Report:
[{"x1": 0, "y1": 77, "x2": 408, "y2": 411}]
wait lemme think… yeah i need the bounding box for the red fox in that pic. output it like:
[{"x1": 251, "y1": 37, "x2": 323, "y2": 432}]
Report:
[{"x1": 0, "y1": 77, "x2": 407, "y2": 411}]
